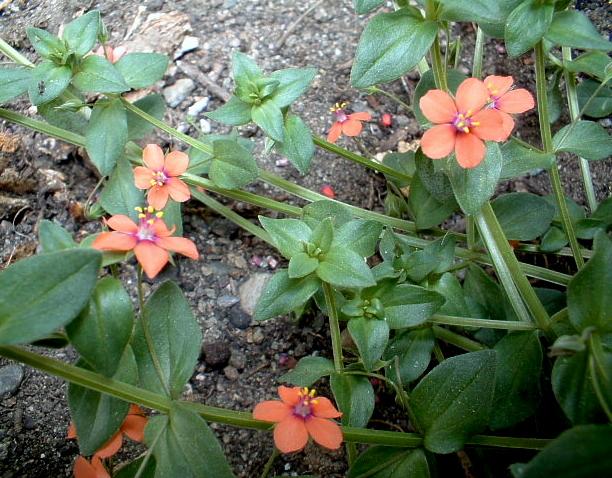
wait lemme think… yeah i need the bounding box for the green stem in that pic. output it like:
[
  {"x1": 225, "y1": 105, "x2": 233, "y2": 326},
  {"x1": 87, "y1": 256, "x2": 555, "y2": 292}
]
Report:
[
  {"x1": 322, "y1": 282, "x2": 344, "y2": 372},
  {"x1": 431, "y1": 34, "x2": 449, "y2": 91},
  {"x1": 260, "y1": 448, "x2": 279, "y2": 478},
  {"x1": 0, "y1": 107, "x2": 86, "y2": 147},
  {"x1": 561, "y1": 47, "x2": 597, "y2": 212},
  {"x1": 0, "y1": 37, "x2": 34, "y2": 67},
  {"x1": 472, "y1": 27, "x2": 485, "y2": 79},
  {"x1": 466, "y1": 217, "x2": 476, "y2": 251},
  {"x1": 588, "y1": 338, "x2": 612, "y2": 421},
  {"x1": 429, "y1": 314, "x2": 537, "y2": 331},
  {"x1": 534, "y1": 41, "x2": 584, "y2": 269},
  {"x1": 417, "y1": 57, "x2": 430, "y2": 75},
  {"x1": 431, "y1": 326, "x2": 487, "y2": 352},
  {"x1": 368, "y1": 86, "x2": 412, "y2": 112}
]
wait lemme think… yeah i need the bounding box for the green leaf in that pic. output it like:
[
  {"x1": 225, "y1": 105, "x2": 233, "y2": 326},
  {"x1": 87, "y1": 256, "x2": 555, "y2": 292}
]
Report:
[
  {"x1": 567, "y1": 232, "x2": 612, "y2": 333},
  {"x1": 415, "y1": 149, "x2": 454, "y2": 202},
  {"x1": 504, "y1": 0, "x2": 554, "y2": 57},
  {"x1": 348, "y1": 317, "x2": 389, "y2": 372},
  {"x1": 126, "y1": 94, "x2": 166, "y2": 140},
  {"x1": 565, "y1": 51, "x2": 611, "y2": 82},
  {"x1": 317, "y1": 247, "x2": 376, "y2": 289},
  {"x1": 161, "y1": 199, "x2": 183, "y2": 237},
  {"x1": 410, "y1": 350, "x2": 497, "y2": 454},
  {"x1": 232, "y1": 51, "x2": 263, "y2": 84},
  {"x1": 99, "y1": 156, "x2": 144, "y2": 220},
  {"x1": 491, "y1": 192, "x2": 555, "y2": 241},
  {"x1": 259, "y1": 217, "x2": 311, "y2": 259},
  {"x1": 39, "y1": 220, "x2": 77, "y2": 252},
  {"x1": 330, "y1": 373, "x2": 374, "y2": 428},
  {"x1": 68, "y1": 348, "x2": 136, "y2": 455},
  {"x1": 26, "y1": 27, "x2": 65, "y2": 59},
  {"x1": 408, "y1": 174, "x2": 456, "y2": 230},
  {"x1": 0, "y1": 249, "x2": 101, "y2": 345},
  {"x1": 384, "y1": 328, "x2": 434, "y2": 384},
  {"x1": 430, "y1": 272, "x2": 470, "y2": 317},
  {"x1": 132, "y1": 281, "x2": 201, "y2": 398},
  {"x1": 279, "y1": 356, "x2": 335, "y2": 387},
  {"x1": 72, "y1": 55, "x2": 129, "y2": 93},
  {"x1": 577, "y1": 79, "x2": 612, "y2": 118},
  {"x1": 545, "y1": 11, "x2": 612, "y2": 51},
  {"x1": 278, "y1": 114, "x2": 314, "y2": 174},
  {"x1": 288, "y1": 253, "x2": 319, "y2": 279},
  {"x1": 145, "y1": 403, "x2": 235, "y2": 478},
  {"x1": 490, "y1": 331, "x2": 542, "y2": 430},
  {"x1": 62, "y1": 10, "x2": 101, "y2": 56},
  {"x1": 269, "y1": 68, "x2": 316, "y2": 108},
  {"x1": 380, "y1": 284, "x2": 445, "y2": 329},
  {"x1": 209, "y1": 139, "x2": 258, "y2": 189},
  {"x1": 66, "y1": 277, "x2": 134, "y2": 376},
  {"x1": 512, "y1": 425, "x2": 612, "y2": 478},
  {"x1": 439, "y1": 0, "x2": 503, "y2": 23},
  {"x1": 28, "y1": 61, "x2": 72, "y2": 105},
  {"x1": 553, "y1": 120, "x2": 612, "y2": 161},
  {"x1": 333, "y1": 220, "x2": 383, "y2": 258},
  {"x1": 115, "y1": 53, "x2": 169, "y2": 89},
  {"x1": 351, "y1": 10, "x2": 437, "y2": 88},
  {"x1": 311, "y1": 217, "x2": 334, "y2": 253},
  {"x1": 447, "y1": 142, "x2": 503, "y2": 216},
  {"x1": 353, "y1": 0, "x2": 385, "y2": 15},
  {"x1": 500, "y1": 139, "x2": 555, "y2": 179},
  {"x1": 464, "y1": 264, "x2": 507, "y2": 324},
  {"x1": 206, "y1": 95, "x2": 252, "y2": 125},
  {"x1": 252, "y1": 100, "x2": 284, "y2": 141},
  {"x1": 302, "y1": 200, "x2": 352, "y2": 229},
  {"x1": 38, "y1": 95, "x2": 88, "y2": 135},
  {"x1": 86, "y1": 98, "x2": 128, "y2": 175},
  {"x1": 0, "y1": 67, "x2": 32, "y2": 104},
  {"x1": 413, "y1": 69, "x2": 467, "y2": 125},
  {"x1": 115, "y1": 456, "x2": 156, "y2": 478},
  {"x1": 254, "y1": 270, "x2": 320, "y2": 321},
  {"x1": 348, "y1": 447, "x2": 430, "y2": 478},
  {"x1": 540, "y1": 225, "x2": 568, "y2": 252}
]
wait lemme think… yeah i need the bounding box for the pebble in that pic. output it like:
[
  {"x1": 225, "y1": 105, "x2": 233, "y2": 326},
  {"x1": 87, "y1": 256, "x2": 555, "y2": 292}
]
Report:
[
  {"x1": 223, "y1": 365, "x2": 239, "y2": 381},
  {"x1": 217, "y1": 295, "x2": 240, "y2": 308},
  {"x1": 229, "y1": 38, "x2": 241, "y2": 48},
  {"x1": 229, "y1": 349, "x2": 247, "y2": 370},
  {"x1": 201, "y1": 341, "x2": 231, "y2": 368},
  {"x1": 162, "y1": 78, "x2": 196, "y2": 107},
  {"x1": 174, "y1": 35, "x2": 200, "y2": 60},
  {"x1": 251, "y1": 327, "x2": 265, "y2": 345},
  {"x1": 199, "y1": 118, "x2": 212, "y2": 134},
  {"x1": 0, "y1": 365, "x2": 24, "y2": 396},
  {"x1": 187, "y1": 97, "x2": 210, "y2": 116},
  {"x1": 228, "y1": 304, "x2": 252, "y2": 329},
  {"x1": 238, "y1": 273, "x2": 272, "y2": 316}
]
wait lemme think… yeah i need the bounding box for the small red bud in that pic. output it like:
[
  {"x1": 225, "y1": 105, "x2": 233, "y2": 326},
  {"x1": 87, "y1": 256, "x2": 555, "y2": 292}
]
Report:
[
  {"x1": 381, "y1": 113, "x2": 392, "y2": 127},
  {"x1": 320, "y1": 185, "x2": 336, "y2": 199}
]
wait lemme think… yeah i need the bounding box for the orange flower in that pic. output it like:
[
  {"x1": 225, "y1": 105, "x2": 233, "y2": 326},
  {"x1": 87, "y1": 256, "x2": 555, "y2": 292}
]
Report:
[
  {"x1": 133, "y1": 144, "x2": 191, "y2": 210},
  {"x1": 68, "y1": 405, "x2": 147, "y2": 478},
  {"x1": 419, "y1": 78, "x2": 509, "y2": 168},
  {"x1": 91, "y1": 207, "x2": 198, "y2": 279},
  {"x1": 327, "y1": 102, "x2": 372, "y2": 143},
  {"x1": 253, "y1": 386, "x2": 343, "y2": 454},
  {"x1": 484, "y1": 75, "x2": 535, "y2": 137},
  {"x1": 94, "y1": 45, "x2": 127, "y2": 64}
]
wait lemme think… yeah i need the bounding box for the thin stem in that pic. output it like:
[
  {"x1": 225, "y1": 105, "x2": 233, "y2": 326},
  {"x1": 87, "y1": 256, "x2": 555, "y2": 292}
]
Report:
[
  {"x1": 588, "y1": 334, "x2": 612, "y2": 422},
  {"x1": 466, "y1": 217, "x2": 476, "y2": 251},
  {"x1": 431, "y1": 326, "x2": 487, "y2": 352},
  {"x1": 433, "y1": 342, "x2": 445, "y2": 362},
  {"x1": 0, "y1": 37, "x2": 34, "y2": 67},
  {"x1": 472, "y1": 27, "x2": 484, "y2": 79},
  {"x1": 0, "y1": 107, "x2": 86, "y2": 147},
  {"x1": 260, "y1": 448, "x2": 279, "y2": 478},
  {"x1": 562, "y1": 46, "x2": 597, "y2": 212},
  {"x1": 431, "y1": 35, "x2": 449, "y2": 91},
  {"x1": 322, "y1": 282, "x2": 344, "y2": 372},
  {"x1": 429, "y1": 314, "x2": 537, "y2": 331},
  {"x1": 369, "y1": 86, "x2": 412, "y2": 112},
  {"x1": 534, "y1": 41, "x2": 584, "y2": 269}
]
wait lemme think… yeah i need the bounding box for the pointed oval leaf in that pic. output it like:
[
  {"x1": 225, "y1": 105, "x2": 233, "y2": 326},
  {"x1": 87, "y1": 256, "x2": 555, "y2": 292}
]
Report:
[
  {"x1": 62, "y1": 11, "x2": 101, "y2": 56},
  {"x1": 210, "y1": 138, "x2": 258, "y2": 189},
  {"x1": 545, "y1": 10, "x2": 612, "y2": 51},
  {"x1": 348, "y1": 447, "x2": 430, "y2": 478},
  {"x1": 504, "y1": 0, "x2": 554, "y2": 57},
  {"x1": 99, "y1": 155, "x2": 144, "y2": 221},
  {"x1": 330, "y1": 373, "x2": 375, "y2": 428},
  {"x1": 28, "y1": 61, "x2": 72, "y2": 105},
  {"x1": 254, "y1": 269, "x2": 320, "y2": 321},
  {"x1": 259, "y1": 217, "x2": 312, "y2": 259},
  {"x1": 0, "y1": 67, "x2": 32, "y2": 104},
  {"x1": 115, "y1": 53, "x2": 169, "y2": 89},
  {"x1": 317, "y1": 247, "x2": 376, "y2": 289},
  {"x1": 384, "y1": 328, "x2": 435, "y2": 384},
  {"x1": 72, "y1": 55, "x2": 129, "y2": 93},
  {"x1": 279, "y1": 356, "x2": 335, "y2": 387},
  {"x1": 553, "y1": 120, "x2": 612, "y2": 161},
  {"x1": 86, "y1": 98, "x2": 128, "y2": 175},
  {"x1": 348, "y1": 317, "x2": 389, "y2": 372},
  {"x1": 278, "y1": 114, "x2": 314, "y2": 174}
]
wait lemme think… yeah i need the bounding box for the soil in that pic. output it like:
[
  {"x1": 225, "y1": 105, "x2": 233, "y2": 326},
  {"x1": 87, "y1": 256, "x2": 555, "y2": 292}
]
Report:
[{"x1": 0, "y1": 1, "x2": 610, "y2": 477}]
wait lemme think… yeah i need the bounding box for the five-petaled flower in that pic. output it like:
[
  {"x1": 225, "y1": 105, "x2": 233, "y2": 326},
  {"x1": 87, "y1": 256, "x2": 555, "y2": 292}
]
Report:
[
  {"x1": 134, "y1": 144, "x2": 191, "y2": 210},
  {"x1": 484, "y1": 75, "x2": 534, "y2": 138},
  {"x1": 327, "y1": 102, "x2": 372, "y2": 143},
  {"x1": 253, "y1": 386, "x2": 343, "y2": 454},
  {"x1": 95, "y1": 45, "x2": 127, "y2": 64},
  {"x1": 68, "y1": 405, "x2": 147, "y2": 478},
  {"x1": 419, "y1": 78, "x2": 510, "y2": 168},
  {"x1": 92, "y1": 206, "x2": 198, "y2": 279}
]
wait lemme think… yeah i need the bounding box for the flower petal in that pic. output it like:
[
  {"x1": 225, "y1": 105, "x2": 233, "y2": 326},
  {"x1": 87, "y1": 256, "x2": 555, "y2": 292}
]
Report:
[
  {"x1": 305, "y1": 417, "x2": 343, "y2": 450},
  {"x1": 128, "y1": 404, "x2": 145, "y2": 416},
  {"x1": 121, "y1": 415, "x2": 147, "y2": 442},
  {"x1": 253, "y1": 400, "x2": 292, "y2": 422},
  {"x1": 348, "y1": 112, "x2": 372, "y2": 121},
  {"x1": 67, "y1": 422, "x2": 77, "y2": 439},
  {"x1": 455, "y1": 78, "x2": 489, "y2": 113},
  {"x1": 278, "y1": 386, "x2": 302, "y2": 406},
  {"x1": 500, "y1": 111, "x2": 515, "y2": 138},
  {"x1": 74, "y1": 456, "x2": 106, "y2": 478},
  {"x1": 419, "y1": 89, "x2": 457, "y2": 124},
  {"x1": 327, "y1": 122, "x2": 343, "y2": 143},
  {"x1": 164, "y1": 151, "x2": 189, "y2": 176},
  {"x1": 497, "y1": 88, "x2": 535, "y2": 114},
  {"x1": 166, "y1": 178, "x2": 191, "y2": 203},
  {"x1": 273, "y1": 416, "x2": 309, "y2": 453},
  {"x1": 421, "y1": 124, "x2": 456, "y2": 159},
  {"x1": 92, "y1": 232, "x2": 137, "y2": 251},
  {"x1": 151, "y1": 219, "x2": 174, "y2": 238},
  {"x1": 134, "y1": 166, "x2": 154, "y2": 189},
  {"x1": 147, "y1": 185, "x2": 170, "y2": 211},
  {"x1": 312, "y1": 397, "x2": 342, "y2": 419},
  {"x1": 484, "y1": 75, "x2": 514, "y2": 97},
  {"x1": 341, "y1": 119, "x2": 363, "y2": 137},
  {"x1": 143, "y1": 144, "x2": 165, "y2": 170},
  {"x1": 91, "y1": 457, "x2": 111, "y2": 478},
  {"x1": 94, "y1": 432, "x2": 122, "y2": 459},
  {"x1": 455, "y1": 133, "x2": 486, "y2": 169},
  {"x1": 134, "y1": 242, "x2": 169, "y2": 279},
  {"x1": 471, "y1": 109, "x2": 507, "y2": 141},
  {"x1": 156, "y1": 236, "x2": 199, "y2": 260},
  {"x1": 106, "y1": 215, "x2": 138, "y2": 233}
]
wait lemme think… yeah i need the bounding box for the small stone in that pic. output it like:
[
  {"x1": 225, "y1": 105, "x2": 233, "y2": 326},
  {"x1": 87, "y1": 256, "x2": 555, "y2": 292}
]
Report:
[
  {"x1": 163, "y1": 78, "x2": 196, "y2": 107},
  {"x1": 223, "y1": 365, "x2": 239, "y2": 381},
  {"x1": 229, "y1": 38, "x2": 241, "y2": 48},
  {"x1": 187, "y1": 97, "x2": 210, "y2": 116},
  {"x1": 239, "y1": 273, "x2": 272, "y2": 316},
  {"x1": 174, "y1": 35, "x2": 199, "y2": 60},
  {"x1": 228, "y1": 304, "x2": 251, "y2": 329},
  {"x1": 223, "y1": 0, "x2": 237, "y2": 8},
  {"x1": 252, "y1": 327, "x2": 265, "y2": 344},
  {"x1": 38, "y1": 169, "x2": 66, "y2": 191},
  {"x1": 0, "y1": 365, "x2": 24, "y2": 396},
  {"x1": 217, "y1": 295, "x2": 239, "y2": 308},
  {"x1": 229, "y1": 349, "x2": 246, "y2": 370},
  {"x1": 202, "y1": 342, "x2": 231, "y2": 368},
  {"x1": 199, "y1": 118, "x2": 212, "y2": 134}
]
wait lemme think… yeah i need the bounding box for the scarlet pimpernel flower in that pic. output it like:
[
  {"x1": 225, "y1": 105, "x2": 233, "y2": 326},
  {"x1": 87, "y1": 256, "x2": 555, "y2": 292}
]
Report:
[
  {"x1": 134, "y1": 144, "x2": 191, "y2": 210},
  {"x1": 327, "y1": 102, "x2": 372, "y2": 143},
  {"x1": 92, "y1": 207, "x2": 198, "y2": 279},
  {"x1": 253, "y1": 386, "x2": 343, "y2": 453},
  {"x1": 419, "y1": 78, "x2": 510, "y2": 168},
  {"x1": 484, "y1": 75, "x2": 535, "y2": 137}
]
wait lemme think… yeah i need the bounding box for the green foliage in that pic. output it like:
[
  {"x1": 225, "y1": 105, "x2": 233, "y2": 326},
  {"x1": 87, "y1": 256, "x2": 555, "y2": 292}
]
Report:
[
  {"x1": 86, "y1": 98, "x2": 128, "y2": 175},
  {"x1": 330, "y1": 372, "x2": 375, "y2": 428},
  {"x1": 438, "y1": 0, "x2": 504, "y2": 23},
  {"x1": 553, "y1": 120, "x2": 612, "y2": 161},
  {"x1": 209, "y1": 139, "x2": 258, "y2": 189},
  {"x1": 278, "y1": 114, "x2": 314, "y2": 174},
  {"x1": 99, "y1": 156, "x2": 144, "y2": 220},
  {"x1": 0, "y1": 67, "x2": 32, "y2": 104},
  {"x1": 62, "y1": 11, "x2": 101, "y2": 56},
  {"x1": 251, "y1": 100, "x2": 285, "y2": 142},
  {"x1": 348, "y1": 447, "x2": 430, "y2": 478},
  {"x1": 115, "y1": 53, "x2": 169, "y2": 89},
  {"x1": 72, "y1": 55, "x2": 129, "y2": 93},
  {"x1": 126, "y1": 94, "x2": 166, "y2": 140},
  {"x1": 384, "y1": 328, "x2": 434, "y2": 384},
  {"x1": 279, "y1": 356, "x2": 335, "y2": 387},
  {"x1": 259, "y1": 217, "x2": 312, "y2": 259},
  {"x1": 268, "y1": 68, "x2": 317, "y2": 108},
  {"x1": 317, "y1": 247, "x2": 376, "y2": 288},
  {"x1": 408, "y1": 174, "x2": 456, "y2": 230},
  {"x1": 28, "y1": 61, "x2": 72, "y2": 105},
  {"x1": 26, "y1": 27, "x2": 66, "y2": 60},
  {"x1": 500, "y1": 139, "x2": 555, "y2": 179},
  {"x1": 206, "y1": 95, "x2": 252, "y2": 125},
  {"x1": 504, "y1": 0, "x2": 554, "y2": 57},
  {"x1": 491, "y1": 192, "x2": 555, "y2": 241},
  {"x1": 352, "y1": 0, "x2": 385, "y2": 15},
  {"x1": 565, "y1": 51, "x2": 611, "y2": 82},
  {"x1": 577, "y1": 79, "x2": 612, "y2": 118},
  {"x1": 545, "y1": 11, "x2": 612, "y2": 51},
  {"x1": 38, "y1": 219, "x2": 77, "y2": 252},
  {"x1": 348, "y1": 317, "x2": 389, "y2": 371},
  {"x1": 254, "y1": 270, "x2": 320, "y2": 321}
]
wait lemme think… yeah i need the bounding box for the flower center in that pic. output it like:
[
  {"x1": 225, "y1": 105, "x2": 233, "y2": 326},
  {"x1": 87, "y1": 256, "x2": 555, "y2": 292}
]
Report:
[
  {"x1": 330, "y1": 101, "x2": 349, "y2": 123},
  {"x1": 151, "y1": 170, "x2": 168, "y2": 187},
  {"x1": 136, "y1": 223, "x2": 157, "y2": 242},
  {"x1": 134, "y1": 206, "x2": 164, "y2": 242},
  {"x1": 293, "y1": 387, "x2": 318, "y2": 419},
  {"x1": 452, "y1": 111, "x2": 480, "y2": 134}
]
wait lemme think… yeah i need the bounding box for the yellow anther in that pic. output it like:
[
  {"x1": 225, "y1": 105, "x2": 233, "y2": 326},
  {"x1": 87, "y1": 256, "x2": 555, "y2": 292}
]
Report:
[
  {"x1": 491, "y1": 89, "x2": 498, "y2": 94},
  {"x1": 147, "y1": 205, "x2": 154, "y2": 213},
  {"x1": 309, "y1": 389, "x2": 316, "y2": 398},
  {"x1": 472, "y1": 121, "x2": 480, "y2": 126},
  {"x1": 147, "y1": 219, "x2": 155, "y2": 225},
  {"x1": 138, "y1": 213, "x2": 146, "y2": 219},
  {"x1": 150, "y1": 179, "x2": 157, "y2": 186},
  {"x1": 462, "y1": 127, "x2": 470, "y2": 133},
  {"x1": 156, "y1": 211, "x2": 164, "y2": 218},
  {"x1": 466, "y1": 109, "x2": 472, "y2": 116},
  {"x1": 457, "y1": 121, "x2": 465, "y2": 128},
  {"x1": 135, "y1": 206, "x2": 143, "y2": 212}
]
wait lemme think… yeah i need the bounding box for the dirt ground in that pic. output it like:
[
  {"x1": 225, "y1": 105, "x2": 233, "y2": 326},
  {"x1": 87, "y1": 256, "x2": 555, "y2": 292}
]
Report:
[{"x1": 0, "y1": 1, "x2": 610, "y2": 477}]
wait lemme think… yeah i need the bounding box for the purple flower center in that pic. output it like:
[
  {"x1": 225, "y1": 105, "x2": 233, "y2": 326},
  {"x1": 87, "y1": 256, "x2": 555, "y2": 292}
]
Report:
[
  {"x1": 293, "y1": 401, "x2": 313, "y2": 418},
  {"x1": 452, "y1": 111, "x2": 479, "y2": 134},
  {"x1": 334, "y1": 109, "x2": 348, "y2": 123},
  {"x1": 152, "y1": 170, "x2": 168, "y2": 186}
]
